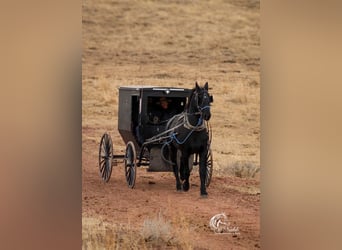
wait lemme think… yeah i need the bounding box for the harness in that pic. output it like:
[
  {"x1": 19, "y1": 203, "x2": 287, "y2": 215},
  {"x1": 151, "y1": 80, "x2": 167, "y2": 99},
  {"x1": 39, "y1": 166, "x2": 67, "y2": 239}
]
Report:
[
  {"x1": 160, "y1": 88, "x2": 211, "y2": 164},
  {"x1": 144, "y1": 87, "x2": 212, "y2": 165}
]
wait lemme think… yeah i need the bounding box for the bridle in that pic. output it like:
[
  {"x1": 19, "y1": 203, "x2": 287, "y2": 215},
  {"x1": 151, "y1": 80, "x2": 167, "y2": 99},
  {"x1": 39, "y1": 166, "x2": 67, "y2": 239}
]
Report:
[
  {"x1": 182, "y1": 88, "x2": 212, "y2": 130},
  {"x1": 191, "y1": 88, "x2": 211, "y2": 116}
]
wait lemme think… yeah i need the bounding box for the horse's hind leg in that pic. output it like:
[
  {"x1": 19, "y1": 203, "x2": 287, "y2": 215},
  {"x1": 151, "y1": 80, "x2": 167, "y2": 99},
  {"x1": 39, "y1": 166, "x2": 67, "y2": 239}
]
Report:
[
  {"x1": 199, "y1": 150, "x2": 208, "y2": 197},
  {"x1": 171, "y1": 147, "x2": 182, "y2": 191}
]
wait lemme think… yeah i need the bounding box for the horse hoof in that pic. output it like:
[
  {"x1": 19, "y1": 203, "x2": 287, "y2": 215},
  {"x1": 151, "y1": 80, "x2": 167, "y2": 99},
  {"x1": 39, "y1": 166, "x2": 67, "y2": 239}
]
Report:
[
  {"x1": 183, "y1": 182, "x2": 190, "y2": 192},
  {"x1": 200, "y1": 191, "x2": 208, "y2": 198}
]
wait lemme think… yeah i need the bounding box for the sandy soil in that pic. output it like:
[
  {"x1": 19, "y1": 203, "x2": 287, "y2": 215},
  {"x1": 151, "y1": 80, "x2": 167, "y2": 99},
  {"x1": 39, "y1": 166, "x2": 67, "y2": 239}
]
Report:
[{"x1": 82, "y1": 0, "x2": 260, "y2": 249}]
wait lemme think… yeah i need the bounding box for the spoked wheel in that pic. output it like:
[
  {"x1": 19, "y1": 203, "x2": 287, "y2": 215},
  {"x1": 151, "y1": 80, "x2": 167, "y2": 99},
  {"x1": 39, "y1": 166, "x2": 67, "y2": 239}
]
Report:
[
  {"x1": 98, "y1": 133, "x2": 113, "y2": 183},
  {"x1": 124, "y1": 141, "x2": 137, "y2": 188},
  {"x1": 205, "y1": 148, "x2": 213, "y2": 187}
]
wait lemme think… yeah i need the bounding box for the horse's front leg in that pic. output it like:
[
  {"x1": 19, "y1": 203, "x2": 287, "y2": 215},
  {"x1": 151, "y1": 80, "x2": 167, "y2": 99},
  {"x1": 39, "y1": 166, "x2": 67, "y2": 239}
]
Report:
[
  {"x1": 171, "y1": 147, "x2": 182, "y2": 191},
  {"x1": 181, "y1": 153, "x2": 190, "y2": 191},
  {"x1": 199, "y1": 150, "x2": 208, "y2": 197}
]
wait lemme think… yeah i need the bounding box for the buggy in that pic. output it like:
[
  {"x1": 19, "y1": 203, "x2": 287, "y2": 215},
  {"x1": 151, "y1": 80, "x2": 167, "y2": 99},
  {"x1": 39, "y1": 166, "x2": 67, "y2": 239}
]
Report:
[{"x1": 99, "y1": 86, "x2": 213, "y2": 189}]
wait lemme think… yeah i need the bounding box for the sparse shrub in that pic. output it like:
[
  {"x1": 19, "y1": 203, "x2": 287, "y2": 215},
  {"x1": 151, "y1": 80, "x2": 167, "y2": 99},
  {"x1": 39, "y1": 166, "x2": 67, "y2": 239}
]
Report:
[
  {"x1": 230, "y1": 94, "x2": 248, "y2": 104},
  {"x1": 248, "y1": 79, "x2": 259, "y2": 87},
  {"x1": 228, "y1": 83, "x2": 248, "y2": 104},
  {"x1": 220, "y1": 161, "x2": 260, "y2": 178},
  {"x1": 140, "y1": 212, "x2": 173, "y2": 245}
]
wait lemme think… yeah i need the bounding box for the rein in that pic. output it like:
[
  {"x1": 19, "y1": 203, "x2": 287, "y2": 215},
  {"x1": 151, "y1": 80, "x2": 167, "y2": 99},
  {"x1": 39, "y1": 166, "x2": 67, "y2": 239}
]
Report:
[{"x1": 160, "y1": 114, "x2": 208, "y2": 165}]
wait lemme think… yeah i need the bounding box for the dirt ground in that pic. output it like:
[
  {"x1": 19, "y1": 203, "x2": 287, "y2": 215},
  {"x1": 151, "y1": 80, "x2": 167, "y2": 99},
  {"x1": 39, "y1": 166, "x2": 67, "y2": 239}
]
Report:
[{"x1": 82, "y1": 0, "x2": 260, "y2": 249}]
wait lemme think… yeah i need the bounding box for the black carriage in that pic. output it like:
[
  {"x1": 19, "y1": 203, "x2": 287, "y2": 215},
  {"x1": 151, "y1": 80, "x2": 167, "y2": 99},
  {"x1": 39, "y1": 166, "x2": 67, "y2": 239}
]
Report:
[{"x1": 99, "y1": 85, "x2": 213, "y2": 189}]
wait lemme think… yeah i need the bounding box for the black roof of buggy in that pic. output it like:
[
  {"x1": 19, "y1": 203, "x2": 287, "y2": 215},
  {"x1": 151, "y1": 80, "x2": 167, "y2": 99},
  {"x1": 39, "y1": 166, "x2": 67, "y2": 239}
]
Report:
[{"x1": 118, "y1": 85, "x2": 191, "y2": 92}]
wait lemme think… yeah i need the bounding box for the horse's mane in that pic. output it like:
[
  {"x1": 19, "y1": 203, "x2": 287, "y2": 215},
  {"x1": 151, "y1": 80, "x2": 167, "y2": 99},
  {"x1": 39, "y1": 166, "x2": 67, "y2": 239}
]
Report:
[{"x1": 185, "y1": 87, "x2": 196, "y2": 111}]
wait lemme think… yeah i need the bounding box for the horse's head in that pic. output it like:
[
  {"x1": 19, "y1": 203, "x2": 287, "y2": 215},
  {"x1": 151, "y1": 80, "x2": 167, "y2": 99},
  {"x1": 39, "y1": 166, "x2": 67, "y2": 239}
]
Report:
[{"x1": 192, "y1": 82, "x2": 213, "y2": 121}]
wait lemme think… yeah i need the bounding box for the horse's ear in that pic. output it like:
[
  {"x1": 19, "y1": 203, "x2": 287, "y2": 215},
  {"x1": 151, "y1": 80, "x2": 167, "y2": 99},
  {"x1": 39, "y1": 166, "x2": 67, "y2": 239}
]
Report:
[
  {"x1": 195, "y1": 81, "x2": 200, "y2": 91},
  {"x1": 204, "y1": 82, "x2": 209, "y2": 90}
]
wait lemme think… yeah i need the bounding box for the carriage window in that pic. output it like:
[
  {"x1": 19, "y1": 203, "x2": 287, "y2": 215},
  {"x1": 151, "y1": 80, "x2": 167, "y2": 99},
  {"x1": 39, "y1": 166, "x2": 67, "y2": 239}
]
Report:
[{"x1": 147, "y1": 97, "x2": 186, "y2": 117}]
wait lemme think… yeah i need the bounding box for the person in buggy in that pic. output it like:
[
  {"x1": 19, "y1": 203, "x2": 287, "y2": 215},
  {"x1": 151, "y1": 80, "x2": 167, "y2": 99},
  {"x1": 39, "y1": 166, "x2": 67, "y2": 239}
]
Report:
[
  {"x1": 149, "y1": 97, "x2": 177, "y2": 124},
  {"x1": 135, "y1": 97, "x2": 177, "y2": 145}
]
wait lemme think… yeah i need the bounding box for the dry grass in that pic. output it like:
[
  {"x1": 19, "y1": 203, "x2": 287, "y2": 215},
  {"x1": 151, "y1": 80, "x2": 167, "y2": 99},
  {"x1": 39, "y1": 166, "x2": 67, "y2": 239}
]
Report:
[
  {"x1": 95, "y1": 78, "x2": 118, "y2": 106},
  {"x1": 82, "y1": 217, "x2": 118, "y2": 249},
  {"x1": 82, "y1": 217, "x2": 147, "y2": 249},
  {"x1": 224, "y1": 182, "x2": 260, "y2": 195},
  {"x1": 82, "y1": 213, "x2": 191, "y2": 250}
]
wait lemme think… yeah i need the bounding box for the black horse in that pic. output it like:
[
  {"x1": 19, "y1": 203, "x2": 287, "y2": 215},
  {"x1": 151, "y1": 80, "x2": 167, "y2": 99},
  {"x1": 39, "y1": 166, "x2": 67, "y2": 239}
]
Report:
[{"x1": 165, "y1": 82, "x2": 213, "y2": 197}]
